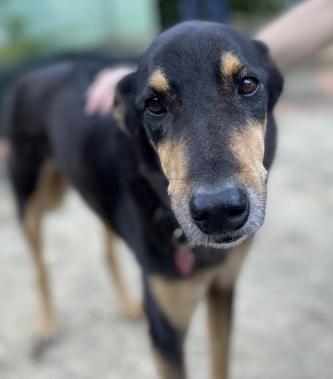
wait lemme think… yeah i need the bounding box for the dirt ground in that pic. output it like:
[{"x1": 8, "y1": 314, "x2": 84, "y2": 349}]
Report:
[{"x1": 1, "y1": 67, "x2": 333, "y2": 379}]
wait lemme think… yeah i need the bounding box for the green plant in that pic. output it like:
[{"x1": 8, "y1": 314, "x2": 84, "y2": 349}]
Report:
[{"x1": 0, "y1": 1, "x2": 49, "y2": 63}]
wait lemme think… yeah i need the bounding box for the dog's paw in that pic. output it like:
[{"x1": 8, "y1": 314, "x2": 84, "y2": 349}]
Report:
[{"x1": 30, "y1": 329, "x2": 60, "y2": 360}]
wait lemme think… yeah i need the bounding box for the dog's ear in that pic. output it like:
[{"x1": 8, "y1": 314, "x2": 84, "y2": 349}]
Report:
[
  {"x1": 113, "y1": 71, "x2": 141, "y2": 135},
  {"x1": 252, "y1": 39, "x2": 284, "y2": 111}
]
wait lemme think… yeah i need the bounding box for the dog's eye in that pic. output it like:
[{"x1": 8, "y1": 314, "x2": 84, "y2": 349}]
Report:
[
  {"x1": 145, "y1": 97, "x2": 167, "y2": 116},
  {"x1": 238, "y1": 77, "x2": 258, "y2": 96}
]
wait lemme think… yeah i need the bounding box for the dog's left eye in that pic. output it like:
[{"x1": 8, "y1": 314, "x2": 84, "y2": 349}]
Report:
[
  {"x1": 238, "y1": 77, "x2": 258, "y2": 96},
  {"x1": 145, "y1": 97, "x2": 167, "y2": 116}
]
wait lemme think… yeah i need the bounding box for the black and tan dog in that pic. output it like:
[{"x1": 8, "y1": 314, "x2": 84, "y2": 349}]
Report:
[{"x1": 6, "y1": 21, "x2": 282, "y2": 378}]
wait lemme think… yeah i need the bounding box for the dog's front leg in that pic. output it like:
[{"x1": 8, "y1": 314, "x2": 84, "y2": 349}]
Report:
[
  {"x1": 206, "y1": 240, "x2": 251, "y2": 379},
  {"x1": 207, "y1": 285, "x2": 234, "y2": 379},
  {"x1": 144, "y1": 274, "x2": 207, "y2": 379}
]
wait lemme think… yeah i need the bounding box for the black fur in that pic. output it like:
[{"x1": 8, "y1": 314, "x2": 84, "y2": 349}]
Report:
[{"x1": 5, "y1": 21, "x2": 283, "y2": 372}]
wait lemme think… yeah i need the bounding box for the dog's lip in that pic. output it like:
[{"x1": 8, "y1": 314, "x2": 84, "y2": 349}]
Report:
[
  {"x1": 207, "y1": 233, "x2": 249, "y2": 249},
  {"x1": 185, "y1": 231, "x2": 249, "y2": 250},
  {"x1": 213, "y1": 234, "x2": 242, "y2": 244}
]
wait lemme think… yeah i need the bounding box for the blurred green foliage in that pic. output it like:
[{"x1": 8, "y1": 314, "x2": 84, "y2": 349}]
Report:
[
  {"x1": 0, "y1": 20, "x2": 50, "y2": 62},
  {"x1": 0, "y1": 0, "x2": 50, "y2": 62},
  {"x1": 1, "y1": 0, "x2": 158, "y2": 64},
  {"x1": 0, "y1": 0, "x2": 287, "y2": 63}
]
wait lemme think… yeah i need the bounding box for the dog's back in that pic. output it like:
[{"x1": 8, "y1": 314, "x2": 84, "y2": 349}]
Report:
[{"x1": 6, "y1": 62, "x2": 138, "y2": 224}]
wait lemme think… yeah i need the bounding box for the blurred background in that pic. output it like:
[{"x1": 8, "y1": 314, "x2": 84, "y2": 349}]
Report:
[{"x1": 1, "y1": 0, "x2": 333, "y2": 378}]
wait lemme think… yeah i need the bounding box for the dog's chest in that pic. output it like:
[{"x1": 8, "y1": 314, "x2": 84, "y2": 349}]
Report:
[{"x1": 192, "y1": 239, "x2": 251, "y2": 290}]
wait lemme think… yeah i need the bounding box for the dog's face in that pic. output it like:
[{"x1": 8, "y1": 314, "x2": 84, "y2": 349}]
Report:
[{"x1": 118, "y1": 21, "x2": 283, "y2": 249}]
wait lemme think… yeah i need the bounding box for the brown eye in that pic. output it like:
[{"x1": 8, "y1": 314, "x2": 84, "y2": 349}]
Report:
[
  {"x1": 145, "y1": 97, "x2": 167, "y2": 115},
  {"x1": 238, "y1": 77, "x2": 258, "y2": 96}
]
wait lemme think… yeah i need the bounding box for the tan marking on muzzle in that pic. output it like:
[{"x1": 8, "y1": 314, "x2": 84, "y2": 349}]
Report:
[
  {"x1": 157, "y1": 141, "x2": 190, "y2": 199},
  {"x1": 220, "y1": 52, "x2": 243, "y2": 78},
  {"x1": 231, "y1": 120, "x2": 267, "y2": 193},
  {"x1": 149, "y1": 68, "x2": 170, "y2": 93}
]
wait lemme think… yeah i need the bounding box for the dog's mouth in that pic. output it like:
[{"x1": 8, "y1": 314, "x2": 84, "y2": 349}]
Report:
[
  {"x1": 173, "y1": 227, "x2": 246, "y2": 249},
  {"x1": 175, "y1": 227, "x2": 249, "y2": 250},
  {"x1": 205, "y1": 232, "x2": 249, "y2": 249}
]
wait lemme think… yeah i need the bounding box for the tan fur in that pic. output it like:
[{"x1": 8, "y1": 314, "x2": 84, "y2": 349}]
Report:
[
  {"x1": 157, "y1": 140, "x2": 190, "y2": 200},
  {"x1": 112, "y1": 94, "x2": 129, "y2": 134},
  {"x1": 207, "y1": 240, "x2": 252, "y2": 379},
  {"x1": 37, "y1": 160, "x2": 67, "y2": 211},
  {"x1": 231, "y1": 119, "x2": 267, "y2": 193},
  {"x1": 207, "y1": 287, "x2": 232, "y2": 379},
  {"x1": 149, "y1": 271, "x2": 212, "y2": 331},
  {"x1": 214, "y1": 238, "x2": 252, "y2": 290},
  {"x1": 25, "y1": 196, "x2": 57, "y2": 337},
  {"x1": 153, "y1": 348, "x2": 186, "y2": 379},
  {"x1": 149, "y1": 241, "x2": 252, "y2": 378},
  {"x1": 220, "y1": 52, "x2": 243, "y2": 78},
  {"x1": 148, "y1": 241, "x2": 250, "y2": 332},
  {"x1": 149, "y1": 68, "x2": 170, "y2": 93},
  {"x1": 149, "y1": 271, "x2": 213, "y2": 379},
  {"x1": 23, "y1": 161, "x2": 67, "y2": 338},
  {"x1": 24, "y1": 159, "x2": 141, "y2": 348},
  {"x1": 105, "y1": 228, "x2": 142, "y2": 319}
]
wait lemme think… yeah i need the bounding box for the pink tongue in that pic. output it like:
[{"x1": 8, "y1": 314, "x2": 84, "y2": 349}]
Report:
[{"x1": 174, "y1": 246, "x2": 195, "y2": 277}]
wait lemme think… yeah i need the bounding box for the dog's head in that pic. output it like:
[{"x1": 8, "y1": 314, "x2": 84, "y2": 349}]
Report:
[{"x1": 116, "y1": 21, "x2": 283, "y2": 249}]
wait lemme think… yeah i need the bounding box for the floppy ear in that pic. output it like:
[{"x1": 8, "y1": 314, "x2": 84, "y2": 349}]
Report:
[
  {"x1": 253, "y1": 39, "x2": 284, "y2": 112},
  {"x1": 114, "y1": 71, "x2": 164, "y2": 175},
  {"x1": 113, "y1": 71, "x2": 141, "y2": 135}
]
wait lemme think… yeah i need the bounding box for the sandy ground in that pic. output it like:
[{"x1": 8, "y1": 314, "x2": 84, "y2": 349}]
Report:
[{"x1": 1, "y1": 68, "x2": 333, "y2": 379}]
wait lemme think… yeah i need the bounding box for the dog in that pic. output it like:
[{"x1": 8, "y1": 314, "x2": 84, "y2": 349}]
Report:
[{"x1": 6, "y1": 21, "x2": 283, "y2": 378}]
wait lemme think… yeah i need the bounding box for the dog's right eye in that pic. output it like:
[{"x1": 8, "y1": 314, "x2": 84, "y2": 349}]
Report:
[
  {"x1": 238, "y1": 77, "x2": 258, "y2": 96},
  {"x1": 145, "y1": 97, "x2": 167, "y2": 116}
]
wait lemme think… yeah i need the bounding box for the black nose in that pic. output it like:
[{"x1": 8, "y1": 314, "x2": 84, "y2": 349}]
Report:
[{"x1": 189, "y1": 184, "x2": 249, "y2": 235}]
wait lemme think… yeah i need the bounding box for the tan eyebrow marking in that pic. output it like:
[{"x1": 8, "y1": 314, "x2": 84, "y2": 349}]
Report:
[
  {"x1": 149, "y1": 68, "x2": 170, "y2": 93},
  {"x1": 220, "y1": 52, "x2": 243, "y2": 77}
]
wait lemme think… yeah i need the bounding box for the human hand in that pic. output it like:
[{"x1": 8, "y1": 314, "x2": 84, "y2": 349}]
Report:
[{"x1": 85, "y1": 66, "x2": 136, "y2": 116}]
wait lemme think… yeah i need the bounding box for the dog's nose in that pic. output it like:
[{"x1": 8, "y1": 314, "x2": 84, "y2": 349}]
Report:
[{"x1": 189, "y1": 184, "x2": 249, "y2": 235}]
